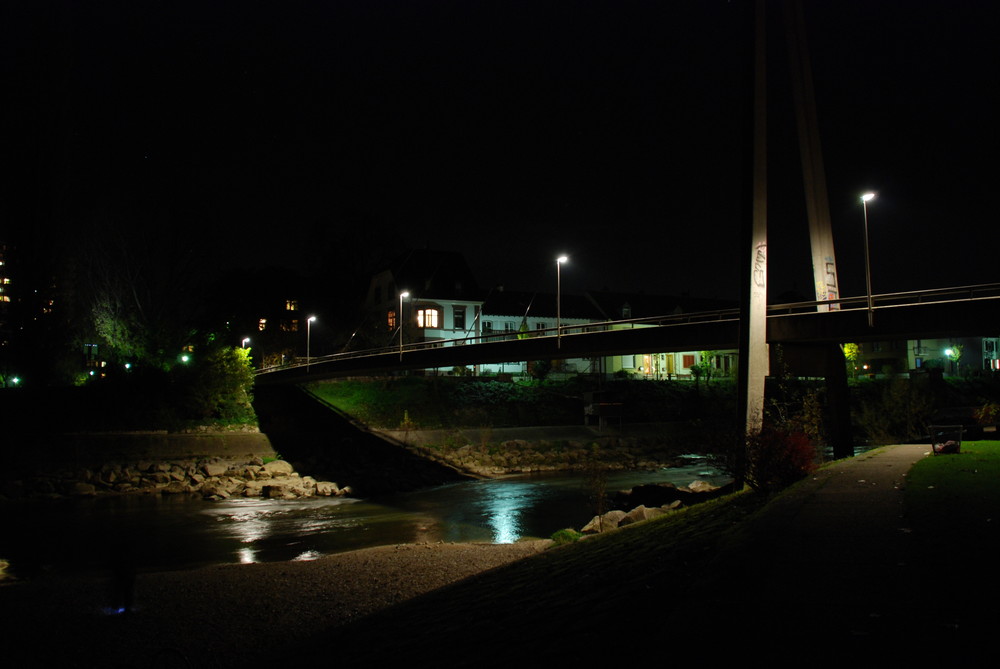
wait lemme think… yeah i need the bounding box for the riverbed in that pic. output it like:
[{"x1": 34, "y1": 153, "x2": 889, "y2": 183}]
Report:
[{"x1": 0, "y1": 456, "x2": 728, "y2": 581}]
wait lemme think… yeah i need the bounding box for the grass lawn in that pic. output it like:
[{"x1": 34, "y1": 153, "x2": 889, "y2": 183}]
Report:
[{"x1": 904, "y1": 440, "x2": 1000, "y2": 556}]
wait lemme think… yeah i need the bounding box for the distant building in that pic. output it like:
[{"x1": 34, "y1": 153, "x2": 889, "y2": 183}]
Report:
[
  {"x1": 360, "y1": 248, "x2": 739, "y2": 380},
  {"x1": 851, "y1": 336, "x2": 1000, "y2": 377},
  {"x1": 477, "y1": 287, "x2": 605, "y2": 377},
  {"x1": 363, "y1": 249, "x2": 484, "y2": 351},
  {"x1": 585, "y1": 290, "x2": 739, "y2": 379}
]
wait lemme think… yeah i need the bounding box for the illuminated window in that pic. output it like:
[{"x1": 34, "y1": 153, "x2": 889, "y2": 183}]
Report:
[
  {"x1": 258, "y1": 318, "x2": 267, "y2": 331},
  {"x1": 286, "y1": 300, "x2": 298, "y2": 311},
  {"x1": 387, "y1": 310, "x2": 397, "y2": 330},
  {"x1": 417, "y1": 308, "x2": 439, "y2": 328},
  {"x1": 281, "y1": 319, "x2": 299, "y2": 332}
]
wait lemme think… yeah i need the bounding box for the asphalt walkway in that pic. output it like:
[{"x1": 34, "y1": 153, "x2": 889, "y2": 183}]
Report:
[{"x1": 669, "y1": 443, "x2": 996, "y2": 648}]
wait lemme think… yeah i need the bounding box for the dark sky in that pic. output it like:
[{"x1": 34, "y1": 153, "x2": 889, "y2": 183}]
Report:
[{"x1": 3, "y1": 0, "x2": 997, "y2": 303}]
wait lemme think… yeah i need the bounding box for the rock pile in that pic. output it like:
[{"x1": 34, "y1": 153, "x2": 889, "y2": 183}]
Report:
[
  {"x1": 2, "y1": 457, "x2": 351, "y2": 502},
  {"x1": 580, "y1": 479, "x2": 729, "y2": 534}
]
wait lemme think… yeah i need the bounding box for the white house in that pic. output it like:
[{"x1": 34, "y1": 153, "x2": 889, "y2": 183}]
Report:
[
  {"x1": 361, "y1": 249, "x2": 740, "y2": 380},
  {"x1": 477, "y1": 288, "x2": 605, "y2": 377},
  {"x1": 584, "y1": 290, "x2": 739, "y2": 379},
  {"x1": 363, "y1": 249, "x2": 483, "y2": 352}
]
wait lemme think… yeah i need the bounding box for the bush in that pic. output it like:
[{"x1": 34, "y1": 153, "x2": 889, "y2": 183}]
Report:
[
  {"x1": 744, "y1": 428, "x2": 817, "y2": 494},
  {"x1": 550, "y1": 528, "x2": 583, "y2": 545},
  {"x1": 974, "y1": 402, "x2": 1000, "y2": 425},
  {"x1": 173, "y1": 346, "x2": 256, "y2": 424},
  {"x1": 856, "y1": 377, "x2": 934, "y2": 445}
]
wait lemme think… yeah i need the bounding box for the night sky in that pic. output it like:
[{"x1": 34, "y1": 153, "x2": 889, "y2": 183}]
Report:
[{"x1": 3, "y1": 0, "x2": 997, "y2": 303}]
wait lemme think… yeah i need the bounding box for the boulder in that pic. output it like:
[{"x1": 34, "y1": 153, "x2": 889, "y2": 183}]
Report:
[
  {"x1": 69, "y1": 482, "x2": 97, "y2": 497},
  {"x1": 263, "y1": 460, "x2": 294, "y2": 477},
  {"x1": 685, "y1": 480, "x2": 719, "y2": 493},
  {"x1": 263, "y1": 483, "x2": 290, "y2": 499},
  {"x1": 243, "y1": 480, "x2": 266, "y2": 497},
  {"x1": 315, "y1": 481, "x2": 340, "y2": 497},
  {"x1": 620, "y1": 505, "x2": 667, "y2": 526},
  {"x1": 612, "y1": 482, "x2": 683, "y2": 509},
  {"x1": 581, "y1": 509, "x2": 627, "y2": 533},
  {"x1": 161, "y1": 481, "x2": 192, "y2": 495},
  {"x1": 202, "y1": 462, "x2": 228, "y2": 477}
]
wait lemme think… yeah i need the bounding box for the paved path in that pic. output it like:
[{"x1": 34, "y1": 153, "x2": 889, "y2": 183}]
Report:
[{"x1": 671, "y1": 443, "x2": 992, "y2": 646}]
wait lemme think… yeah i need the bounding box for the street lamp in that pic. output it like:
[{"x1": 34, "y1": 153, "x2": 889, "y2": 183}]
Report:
[
  {"x1": 556, "y1": 255, "x2": 568, "y2": 348},
  {"x1": 399, "y1": 291, "x2": 409, "y2": 360},
  {"x1": 861, "y1": 192, "x2": 876, "y2": 327},
  {"x1": 241, "y1": 337, "x2": 250, "y2": 349},
  {"x1": 945, "y1": 347, "x2": 960, "y2": 376},
  {"x1": 306, "y1": 316, "x2": 316, "y2": 372}
]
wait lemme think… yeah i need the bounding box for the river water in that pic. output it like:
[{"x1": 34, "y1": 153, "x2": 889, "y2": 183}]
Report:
[{"x1": 1, "y1": 456, "x2": 728, "y2": 580}]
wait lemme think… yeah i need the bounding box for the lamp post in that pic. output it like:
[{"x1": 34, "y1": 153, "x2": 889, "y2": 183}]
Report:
[
  {"x1": 861, "y1": 193, "x2": 876, "y2": 327},
  {"x1": 306, "y1": 316, "x2": 316, "y2": 372},
  {"x1": 399, "y1": 291, "x2": 409, "y2": 360},
  {"x1": 241, "y1": 337, "x2": 250, "y2": 349},
  {"x1": 556, "y1": 255, "x2": 568, "y2": 348}
]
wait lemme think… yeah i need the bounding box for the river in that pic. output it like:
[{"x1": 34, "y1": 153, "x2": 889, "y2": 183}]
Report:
[{"x1": 0, "y1": 456, "x2": 728, "y2": 581}]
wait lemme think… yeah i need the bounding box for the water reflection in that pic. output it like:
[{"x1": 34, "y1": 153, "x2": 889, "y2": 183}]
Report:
[
  {"x1": 476, "y1": 481, "x2": 542, "y2": 544},
  {"x1": 1, "y1": 460, "x2": 728, "y2": 578}
]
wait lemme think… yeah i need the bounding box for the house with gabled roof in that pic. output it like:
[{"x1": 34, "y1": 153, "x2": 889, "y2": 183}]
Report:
[
  {"x1": 360, "y1": 248, "x2": 739, "y2": 380},
  {"x1": 363, "y1": 249, "x2": 484, "y2": 350}
]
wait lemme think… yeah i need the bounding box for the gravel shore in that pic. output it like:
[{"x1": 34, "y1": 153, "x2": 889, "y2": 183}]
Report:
[{"x1": 2, "y1": 540, "x2": 551, "y2": 668}]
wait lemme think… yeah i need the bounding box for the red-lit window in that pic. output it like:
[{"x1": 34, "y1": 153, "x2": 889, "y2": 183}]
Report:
[{"x1": 682, "y1": 354, "x2": 695, "y2": 369}]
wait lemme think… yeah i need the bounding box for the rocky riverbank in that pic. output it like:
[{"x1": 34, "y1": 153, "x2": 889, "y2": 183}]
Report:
[
  {"x1": 0, "y1": 456, "x2": 350, "y2": 502},
  {"x1": 377, "y1": 423, "x2": 699, "y2": 477},
  {"x1": 578, "y1": 478, "x2": 736, "y2": 534}
]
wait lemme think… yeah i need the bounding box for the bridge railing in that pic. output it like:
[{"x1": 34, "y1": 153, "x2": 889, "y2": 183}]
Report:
[
  {"x1": 766, "y1": 282, "x2": 1000, "y2": 316},
  {"x1": 255, "y1": 282, "x2": 1000, "y2": 375}
]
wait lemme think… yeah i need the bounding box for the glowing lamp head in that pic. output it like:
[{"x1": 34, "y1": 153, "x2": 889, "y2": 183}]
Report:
[
  {"x1": 556, "y1": 255, "x2": 568, "y2": 264},
  {"x1": 400, "y1": 291, "x2": 409, "y2": 299},
  {"x1": 861, "y1": 193, "x2": 876, "y2": 202},
  {"x1": 308, "y1": 316, "x2": 316, "y2": 323}
]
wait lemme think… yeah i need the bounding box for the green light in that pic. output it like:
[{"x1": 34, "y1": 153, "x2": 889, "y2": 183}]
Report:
[
  {"x1": 10, "y1": 377, "x2": 19, "y2": 386},
  {"x1": 180, "y1": 355, "x2": 190, "y2": 363}
]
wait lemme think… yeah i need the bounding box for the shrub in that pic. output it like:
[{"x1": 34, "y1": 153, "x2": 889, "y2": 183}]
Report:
[
  {"x1": 550, "y1": 528, "x2": 583, "y2": 545},
  {"x1": 857, "y1": 377, "x2": 934, "y2": 445},
  {"x1": 974, "y1": 402, "x2": 1000, "y2": 425},
  {"x1": 744, "y1": 428, "x2": 817, "y2": 494}
]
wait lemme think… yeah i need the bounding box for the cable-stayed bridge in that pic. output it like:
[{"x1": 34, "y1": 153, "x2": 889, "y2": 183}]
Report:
[{"x1": 255, "y1": 283, "x2": 1000, "y2": 385}]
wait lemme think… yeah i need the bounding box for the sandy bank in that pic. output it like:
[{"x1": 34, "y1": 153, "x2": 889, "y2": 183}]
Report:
[{"x1": 1, "y1": 540, "x2": 550, "y2": 668}]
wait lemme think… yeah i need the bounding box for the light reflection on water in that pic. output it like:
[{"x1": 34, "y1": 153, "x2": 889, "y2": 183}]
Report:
[
  {"x1": 1, "y1": 458, "x2": 728, "y2": 578},
  {"x1": 479, "y1": 481, "x2": 540, "y2": 544}
]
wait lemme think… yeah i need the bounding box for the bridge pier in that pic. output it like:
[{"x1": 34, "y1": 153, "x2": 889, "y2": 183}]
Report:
[{"x1": 777, "y1": 342, "x2": 853, "y2": 459}]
